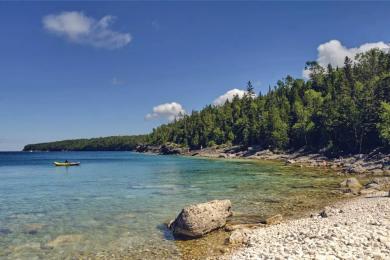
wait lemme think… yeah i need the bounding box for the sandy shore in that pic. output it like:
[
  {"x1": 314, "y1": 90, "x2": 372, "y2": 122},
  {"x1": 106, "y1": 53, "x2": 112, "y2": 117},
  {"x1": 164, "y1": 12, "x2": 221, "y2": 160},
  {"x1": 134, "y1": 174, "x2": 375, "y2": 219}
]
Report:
[{"x1": 225, "y1": 191, "x2": 390, "y2": 260}]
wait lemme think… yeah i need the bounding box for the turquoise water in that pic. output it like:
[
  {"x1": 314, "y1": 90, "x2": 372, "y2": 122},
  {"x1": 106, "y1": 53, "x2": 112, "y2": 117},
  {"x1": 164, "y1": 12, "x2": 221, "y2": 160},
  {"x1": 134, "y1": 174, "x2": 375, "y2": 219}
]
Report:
[{"x1": 0, "y1": 152, "x2": 343, "y2": 259}]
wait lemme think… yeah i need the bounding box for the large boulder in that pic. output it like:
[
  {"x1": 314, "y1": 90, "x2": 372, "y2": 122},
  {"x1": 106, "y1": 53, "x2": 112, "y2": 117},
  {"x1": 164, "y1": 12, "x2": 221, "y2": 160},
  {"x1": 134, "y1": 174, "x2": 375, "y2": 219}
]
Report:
[{"x1": 169, "y1": 200, "x2": 232, "y2": 239}]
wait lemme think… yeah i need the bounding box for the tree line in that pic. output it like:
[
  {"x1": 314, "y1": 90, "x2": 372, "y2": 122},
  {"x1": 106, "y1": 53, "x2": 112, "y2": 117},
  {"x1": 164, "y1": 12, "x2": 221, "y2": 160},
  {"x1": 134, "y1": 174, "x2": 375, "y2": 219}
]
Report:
[
  {"x1": 24, "y1": 49, "x2": 390, "y2": 155},
  {"x1": 23, "y1": 135, "x2": 148, "y2": 151},
  {"x1": 149, "y1": 49, "x2": 390, "y2": 155}
]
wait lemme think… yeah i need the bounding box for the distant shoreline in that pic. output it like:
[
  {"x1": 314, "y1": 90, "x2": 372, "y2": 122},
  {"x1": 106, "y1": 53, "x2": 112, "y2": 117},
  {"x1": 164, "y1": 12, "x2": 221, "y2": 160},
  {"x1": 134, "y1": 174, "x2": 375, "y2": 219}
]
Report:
[{"x1": 22, "y1": 144, "x2": 390, "y2": 176}]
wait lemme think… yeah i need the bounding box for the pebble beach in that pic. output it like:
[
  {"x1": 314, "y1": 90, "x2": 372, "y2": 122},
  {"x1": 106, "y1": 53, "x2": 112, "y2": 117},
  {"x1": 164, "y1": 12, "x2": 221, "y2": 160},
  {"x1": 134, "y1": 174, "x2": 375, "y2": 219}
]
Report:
[{"x1": 228, "y1": 192, "x2": 390, "y2": 260}]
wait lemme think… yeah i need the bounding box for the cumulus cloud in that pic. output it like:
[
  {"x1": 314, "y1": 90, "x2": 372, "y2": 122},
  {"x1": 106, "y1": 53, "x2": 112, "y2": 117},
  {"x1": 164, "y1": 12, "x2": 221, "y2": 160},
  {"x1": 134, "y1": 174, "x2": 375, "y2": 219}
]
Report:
[
  {"x1": 213, "y1": 89, "x2": 248, "y2": 106},
  {"x1": 145, "y1": 102, "x2": 186, "y2": 121},
  {"x1": 43, "y1": 11, "x2": 131, "y2": 49},
  {"x1": 303, "y1": 40, "x2": 390, "y2": 78}
]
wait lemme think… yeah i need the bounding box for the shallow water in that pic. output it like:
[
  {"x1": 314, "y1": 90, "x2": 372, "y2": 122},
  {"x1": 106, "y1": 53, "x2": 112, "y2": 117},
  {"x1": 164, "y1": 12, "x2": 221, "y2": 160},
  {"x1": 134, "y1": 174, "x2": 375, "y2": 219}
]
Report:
[{"x1": 0, "y1": 152, "x2": 344, "y2": 259}]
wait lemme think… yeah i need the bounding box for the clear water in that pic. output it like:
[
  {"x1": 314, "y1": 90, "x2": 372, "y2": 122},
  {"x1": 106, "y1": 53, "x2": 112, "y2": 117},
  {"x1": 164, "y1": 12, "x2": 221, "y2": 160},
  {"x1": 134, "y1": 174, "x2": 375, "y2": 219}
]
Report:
[{"x1": 0, "y1": 152, "x2": 344, "y2": 259}]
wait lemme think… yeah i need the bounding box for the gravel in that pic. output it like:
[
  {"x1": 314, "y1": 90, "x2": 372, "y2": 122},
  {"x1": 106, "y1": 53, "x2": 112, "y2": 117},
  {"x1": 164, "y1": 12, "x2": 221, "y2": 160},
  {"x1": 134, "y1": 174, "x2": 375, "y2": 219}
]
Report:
[{"x1": 228, "y1": 192, "x2": 390, "y2": 260}]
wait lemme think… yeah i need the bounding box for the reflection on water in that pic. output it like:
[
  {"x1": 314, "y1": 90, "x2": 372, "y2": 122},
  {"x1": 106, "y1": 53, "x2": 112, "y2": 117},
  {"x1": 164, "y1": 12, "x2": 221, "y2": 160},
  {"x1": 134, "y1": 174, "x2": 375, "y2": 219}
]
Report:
[{"x1": 0, "y1": 152, "x2": 344, "y2": 259}]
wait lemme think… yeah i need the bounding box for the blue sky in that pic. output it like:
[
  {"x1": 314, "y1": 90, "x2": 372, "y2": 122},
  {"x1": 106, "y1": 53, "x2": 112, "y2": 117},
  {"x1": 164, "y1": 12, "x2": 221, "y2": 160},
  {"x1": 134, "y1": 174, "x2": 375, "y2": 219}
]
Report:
[{"x1": 1, "y1": 2, "x2": 390, "y2": 151}]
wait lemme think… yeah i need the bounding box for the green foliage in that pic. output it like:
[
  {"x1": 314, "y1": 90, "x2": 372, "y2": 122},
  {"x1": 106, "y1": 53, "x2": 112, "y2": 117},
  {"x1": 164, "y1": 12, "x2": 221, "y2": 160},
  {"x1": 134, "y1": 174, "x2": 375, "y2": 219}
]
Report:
[
  {"x1": 24, "y1": 49, "x2": 390, "y2": 154},
  {"x1": 377, "y1": 102, "x2": 390, "y2": 146},
  {"x1": 23, "y1": 135, "x2": 148, "y2": 151},
  {"x1": 149, "y1": 49, "x2": 390, "y2": 154}
]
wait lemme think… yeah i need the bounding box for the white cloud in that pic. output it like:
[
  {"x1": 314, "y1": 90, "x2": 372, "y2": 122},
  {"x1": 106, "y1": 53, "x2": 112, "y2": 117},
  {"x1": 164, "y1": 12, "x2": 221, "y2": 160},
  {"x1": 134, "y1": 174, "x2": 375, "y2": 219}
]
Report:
[
  {"x1": 302, "y1": 68, "x2": 311, "y2": 79},
  {"x1": 303, "y1": 40, "x2": 390, "y2": 78},
  {"x1": 213, "y1": 89, "x2": 247, "y2": 106},
  {"x1": 43, "y1": 11, "x2": 131, "y2": 49},
  {"x1": 145, "y1": 102, "x2": 186, "y2": 122}
]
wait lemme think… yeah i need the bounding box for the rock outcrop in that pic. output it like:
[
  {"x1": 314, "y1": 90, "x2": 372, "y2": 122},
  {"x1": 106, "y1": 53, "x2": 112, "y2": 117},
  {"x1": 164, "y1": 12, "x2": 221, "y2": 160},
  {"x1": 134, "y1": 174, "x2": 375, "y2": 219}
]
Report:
[
  {"x1": 169, "y1": 199, "x2": 232, "y2": 239},
  {"x1": 135, "y1": 144, "x2": 187, "y2": 155},
  {"x1": 160, "y1": 144, "x2": 183, "y2": 155}
]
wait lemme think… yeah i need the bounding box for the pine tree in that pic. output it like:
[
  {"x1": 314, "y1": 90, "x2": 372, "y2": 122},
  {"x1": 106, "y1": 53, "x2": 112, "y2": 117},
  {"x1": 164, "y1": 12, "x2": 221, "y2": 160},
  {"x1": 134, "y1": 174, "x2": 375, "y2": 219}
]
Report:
[{"x1": 246, "y1": 81, "x2": 255, "y2": 96}]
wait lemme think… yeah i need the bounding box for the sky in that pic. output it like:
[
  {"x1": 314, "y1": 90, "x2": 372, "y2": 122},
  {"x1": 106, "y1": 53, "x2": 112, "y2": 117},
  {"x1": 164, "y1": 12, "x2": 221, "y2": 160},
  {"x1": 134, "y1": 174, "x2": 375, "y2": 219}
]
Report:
[{"x1": 1, "y1": 1, "x2": 390, "y2": 151}]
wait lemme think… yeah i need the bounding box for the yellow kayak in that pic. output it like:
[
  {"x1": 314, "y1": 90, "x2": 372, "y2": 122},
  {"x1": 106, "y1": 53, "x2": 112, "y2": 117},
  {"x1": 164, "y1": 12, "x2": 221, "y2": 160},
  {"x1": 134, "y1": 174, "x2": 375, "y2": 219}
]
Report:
[{"x1": 54, "y1": 162, "x2": 80, "y2": 166}]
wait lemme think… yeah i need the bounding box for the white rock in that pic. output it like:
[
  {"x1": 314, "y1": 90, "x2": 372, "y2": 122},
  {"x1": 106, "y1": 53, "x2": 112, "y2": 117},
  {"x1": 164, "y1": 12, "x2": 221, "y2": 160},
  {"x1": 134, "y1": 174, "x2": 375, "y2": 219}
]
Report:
[{"x1": 228, "y1": 191, "x2": 390, "y2": 260}]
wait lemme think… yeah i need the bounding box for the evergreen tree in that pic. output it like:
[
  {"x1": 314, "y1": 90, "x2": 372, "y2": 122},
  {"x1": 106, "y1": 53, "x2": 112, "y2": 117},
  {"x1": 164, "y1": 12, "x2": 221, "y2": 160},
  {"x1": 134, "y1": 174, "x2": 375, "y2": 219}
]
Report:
[
  {"x1": 246, "y1": 81, "x2": 255, "y2": 97},
  {"x1": 28, "y1": 49, "x2": 390, "y2": 155}
]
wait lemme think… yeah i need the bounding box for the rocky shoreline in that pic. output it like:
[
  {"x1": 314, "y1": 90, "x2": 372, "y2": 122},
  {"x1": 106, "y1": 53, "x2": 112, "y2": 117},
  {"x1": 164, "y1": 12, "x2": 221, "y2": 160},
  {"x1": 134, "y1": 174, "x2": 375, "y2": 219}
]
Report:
[
  {"x1": 135, "y1": 144, "x2": 390, "y2": 259},
  {"x1": 164, "y1": 176, "x2": 390, "y2": 259},
  {"x1": 135, "y1": 144, "x2": 390, "y2": 177},
  {"x1": 224, "y1": 191, "x2": 390, "y2": 259}
]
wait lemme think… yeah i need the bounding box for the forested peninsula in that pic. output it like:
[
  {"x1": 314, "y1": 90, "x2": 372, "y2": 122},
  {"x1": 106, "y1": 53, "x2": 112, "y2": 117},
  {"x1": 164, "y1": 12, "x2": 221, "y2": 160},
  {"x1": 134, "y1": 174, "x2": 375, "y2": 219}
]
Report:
[
  {"x1": 23, "y1": 135, "x2": 148, "y2": 151},
  {"x1": 24, "y1": 49, "x2": 390, "y2": 155}
]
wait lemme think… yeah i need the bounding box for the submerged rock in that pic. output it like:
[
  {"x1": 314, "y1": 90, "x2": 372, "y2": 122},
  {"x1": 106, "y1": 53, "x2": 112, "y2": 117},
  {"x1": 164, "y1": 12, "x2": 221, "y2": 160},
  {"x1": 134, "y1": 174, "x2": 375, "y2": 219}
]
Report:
[
  {"x1": 225, "y1": 223, "x2": 265, "y2": 232},
  {"x1": 46, "y1": 234, "x2": 83, "y2": 248},
  {"x1": 11, "y1": 242, "x2": 41, "y2": 252},
  {"x1": 169, "y1": 199, "x2": 232, "y2": 239},
  {"x1": 340, "y1": 177, "x2": 362, "y2": 194},
  {"x1": 265, "y1": 214, "x2": 283, "y2": 225},
  {"x1": 0, "y1": 228, "x2": 12, "y2": 235},
  {"x1": 22, "y1": 223, "x2": 44, "y2": 235}
]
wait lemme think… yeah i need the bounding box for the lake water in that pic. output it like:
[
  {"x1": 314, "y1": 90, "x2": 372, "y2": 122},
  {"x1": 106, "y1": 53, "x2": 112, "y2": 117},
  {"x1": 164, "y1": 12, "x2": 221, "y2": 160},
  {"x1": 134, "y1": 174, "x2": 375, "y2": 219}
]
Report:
[{"x1": 0, "y1": 152, "x2": 344, "y2": 259}]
